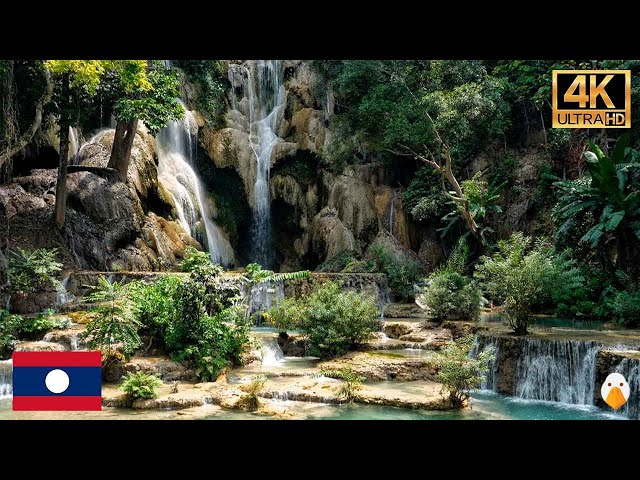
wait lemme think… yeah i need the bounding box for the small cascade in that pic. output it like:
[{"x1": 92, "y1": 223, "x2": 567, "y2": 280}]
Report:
[
  {"x1": 0, "y1": 359, "x2": 12, "y2": 398},
  {"x1": 474, "y1": 335, "x2": 600, "y2": 405},
  {"x1": 228, "y1": 61, "x2": 285, "y2": 268},
  {"x1": 68, "y1": 127, "x2": 81, "y2": 165},
  {"x1": 388, "y1": 189, "x2": 398, "y2": 237},
  {"x1": 260, "y1": 335, "x2": 285, "y2": 366},
  {"x1": 612, "y1": 357, "x2": 640, "y2": 419},
  {"x1": 245, "y1": 280, "x2": 285, "y2": 324},
  {"x1": 156, "y1": 101, "x2": 234, "y2": 266},
  {"x1": 55, "y1": 273, "x2": 74, "y2": 309}
]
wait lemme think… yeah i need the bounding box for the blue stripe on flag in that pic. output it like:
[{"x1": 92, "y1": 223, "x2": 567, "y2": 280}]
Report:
[{"x1": 13, "y1": 367, "x2": 102, "y2": 396}]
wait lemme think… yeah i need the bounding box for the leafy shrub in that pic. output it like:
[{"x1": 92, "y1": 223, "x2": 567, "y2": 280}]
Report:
[
  {"x1": 369, "y1": 243, "x2": 423, "y2": 302},
  {"x1": 603, "y1": 289, "x2": 640, "y2": 327},
  {"x1": 475, "y1": 233, "x2": 584, "y2": 334},
  {"x1": 316, "y1": 250, "x2": 357, "y2": 273},
  {"x1": 0, "y1": 310, "x2": 19, "y2": 359},
  {"x1": 318, "y1": 367, "x2": 365, "y2": 403},
  {"x1": 7, "y1": 247, "x2": 62, "y2": 294},
  {"x1": 302, "y1": 281, "x2": 378, "y2": 358},
  {"x1": 423, "y1": 271, "x2": 482, "y2": 321},
  {"x1": 434, "y1": 335, "x2": 495, "y2": 409},
  {"x1": 126, "y1": 275, "x2": 183, "y2": 348},
  {"x1": 81, "y1": 276, "x2": 142, "y2": 361},
  {"x1": 162, "y1": 266, "x2": 251, "y2": 381},
  {"x1": 120, "y1": 371, "x2": 163, "y2": 402},
  {"x1": 180, "y1": 246, "x2": 212, "y2": 272},
  {"x1": 422, "y1": 238, "x2": 481, "y2": 321},
  {"x1": 15, "y1": 309, "x2": 68, "y2": 339},
  {"x1": 265, "y1": 297, "x2": 303, "y2": 334}
]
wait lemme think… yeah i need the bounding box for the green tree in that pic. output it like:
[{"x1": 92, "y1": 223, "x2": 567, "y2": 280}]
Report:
[
  {"x1": 45, "y1": 60, "x2": 107, "y2": 229},
  {"x1": 553, "y1": 134, "x2": 640, "y2": 278},
  {"x1": 474, "y1": 233, "x2": 584, "y2": 335},
  {"x1": 301, "y1": 281, "x2": 378, "y2": 358},
  {"x1": 433, "y1": 334, "x2": 495, "y2": 409},
  {"x1": 106, "y1": 62, "x2": 183, "y2": 181},
  {"x1": 0, "y1": 61, "x2": 52, "y2": 171},
  {"x1": 81, "y1": 275, "x2": 142, "y2": 361}
]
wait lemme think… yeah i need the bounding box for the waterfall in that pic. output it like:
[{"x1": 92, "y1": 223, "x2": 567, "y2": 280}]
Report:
[
  {"x1": 613, "y1": 357, "x2": 640, "y2": 419},
  {"x1": 157, "y1": 102, "x2": 234, "y2": 266},
  {"x1": 228, "y1": 61, "x2": 285, "y2": 267},
  {"x1": 55, "y1": 273, "x2": 74, "y2": 308},
  {"x1": 388, "y1": 190, "x2": 397, "y2": 237},
  {"x1": 0, "y1": 359, "x2": 12, "y2": 398},
  {"x1": 69, "y1": 127, "x2": 81, "y2": 165},
  {"x1": 475, "y1": 335, "x2": 600, "y2": 405},
  {"x1": 245, "y1": 280, "x2": 285, "y2": 324},
  {"x1": 259, "y1": 335, "x2": 285, "y2": 366}
]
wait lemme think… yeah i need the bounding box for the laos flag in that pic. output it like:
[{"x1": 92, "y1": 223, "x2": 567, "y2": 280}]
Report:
[{"x1": 12, "y1": 352, "x2": 102, "y2": 411}]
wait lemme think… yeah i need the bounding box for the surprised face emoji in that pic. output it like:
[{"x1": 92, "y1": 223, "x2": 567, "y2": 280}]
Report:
[{"x1": 601, "y1": 373, "x2": 630, "y2": 410}]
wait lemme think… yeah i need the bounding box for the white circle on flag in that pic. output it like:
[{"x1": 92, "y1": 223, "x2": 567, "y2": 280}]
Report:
[{"x1": 45, "y1": 369, "x2": 70, "y2": 394}]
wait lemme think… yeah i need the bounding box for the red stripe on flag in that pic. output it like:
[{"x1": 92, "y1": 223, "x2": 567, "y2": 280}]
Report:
[
  {"x1": 13, "y1": 396, "x2": 102, "y2": 411},
  {"x1": 12, "y1": 351, "x2": 101, "y2": 367}
]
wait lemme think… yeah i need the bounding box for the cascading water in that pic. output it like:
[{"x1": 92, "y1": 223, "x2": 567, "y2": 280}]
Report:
[
  {"x1": 245, "y1": 280, "x2": 285, "y2": 324},
  {"x1": 55, "y1": 273, "x2": 74, "y2": 308},
  {"x1": 259, "y1": 335, "x2": 285, "y2": 367},
  {"x1": 228, "y1": 61, "x2": 285, "y2": 268},
  {"x1": 68, "y1": 127, "x2": 81, "y2": 165},
  {"x1": 0, "y1": 360, "x2": 12, "y2": 398},
  {"x1": 388, "y1": 189, "x2": 397, "y2": 237},
  {"x1": 474, "y1": 335, "x2": 600, "y2": 405},
  {"x1": 613, "y1": 357, "x2": 640, "y2": 419},
  {"x1": 156, "y1": 102, "x2": 234, "y2": 266}
]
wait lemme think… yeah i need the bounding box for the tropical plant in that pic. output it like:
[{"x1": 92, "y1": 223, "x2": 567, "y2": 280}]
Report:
[
  {"x1": 422, "y1": 272, "x2": 482, "y2": 322},
  {"x1": 422, "y1": 239, "x2": 482, "y2": 321},
  {"x1": 265, "y1": 297, "x2": 303, "y2": 334},
  {"x1": 602, "y1": 285, "x2": 640, "y2": 327},
  {"x1": 474, "y1": 233, "x2": 584, "y2": 334},
  {"x1": 369, "y1": 243, "x2": 423, "y2": 302},
  {"x1": 125, "y1": 275, "x2": 183, "y2": 350},
  {"x1": 180, "y1": 246, "x2": 212, "y2": 272},
  {"x1": 6, "y1": 247, "x2": 62, "y2": 294},
  {"x1": 439, "y1": 173, "x2": 504, "y2": 245},
  {"x1": 302, "y1": 281, "x2": 378, "y2": 358},
  {"x1": 120, "y1": 371, "x2": 163, "y2": 402},
  {"x1": 433, "y1": 335, "x2": 495, "y2": 409},
  {"x1": 318, "y1": 367, "x2": 365, "y2": 404},
  {"x1": 81, "y1": 276, "x2": 142, "y2": 361},
  {"x1": 553, "y1": 134, "x2": 640, "y2": 275},
  {"x1": 15, "y1": 309, "x2": 68, "y2": 339},
  {"x1": 156, "y1": 266, "x2": 251, "y2": 381},
  {"x1": 0, "y1": 310, "x2": 19, "y2": 359},
  {"x1": 244, "y1": 263, "x2": 310, "y2": 284}
]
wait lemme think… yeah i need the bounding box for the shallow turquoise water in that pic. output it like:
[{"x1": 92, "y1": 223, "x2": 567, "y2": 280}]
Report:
[
  {"x1": 0, "y1": 390, "x2": 625, "y2": 420},
  {"x1": 480, "y1": 313, "x2": 606, "y2": 331}
]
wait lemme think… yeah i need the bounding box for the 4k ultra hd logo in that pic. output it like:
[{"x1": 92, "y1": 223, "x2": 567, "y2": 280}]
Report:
[{"x1": 552, "y1": 70, "x2": 631, "y2": 128}]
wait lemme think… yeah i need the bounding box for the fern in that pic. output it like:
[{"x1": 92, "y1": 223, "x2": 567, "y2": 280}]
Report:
[
  {"x1": 81, "y1": 275, "x2": 142, "y2": 361},
  {"x1": 7, "y1": 247, "x2": 62, "y2": 294}
]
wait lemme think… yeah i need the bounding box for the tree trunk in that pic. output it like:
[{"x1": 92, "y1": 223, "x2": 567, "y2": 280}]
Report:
[
  {"x1": 54, "y1": 75, "x2": 70, "y2": 230},
  {"x1": 0, "y1": 68, "x2": 53, "y2": 170},
  {"x1": 107, "y1": 118, "x2": 138, "y2": 182}
]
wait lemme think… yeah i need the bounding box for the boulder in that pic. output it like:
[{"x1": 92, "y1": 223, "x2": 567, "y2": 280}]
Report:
[
  {"x1": 311, "y1": 207, "x2": 355, "y2": 264},
  {"x1": 122, "y1": 357, "x2": 198, "y2": 382}
]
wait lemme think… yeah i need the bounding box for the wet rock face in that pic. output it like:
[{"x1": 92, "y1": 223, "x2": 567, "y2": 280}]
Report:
[
  {"x1": 1, "y1": 125, "x2": 201, "y2": 272},
  {"x1": 319, "y1": 351, "x2": 438, "y2": 382}
]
